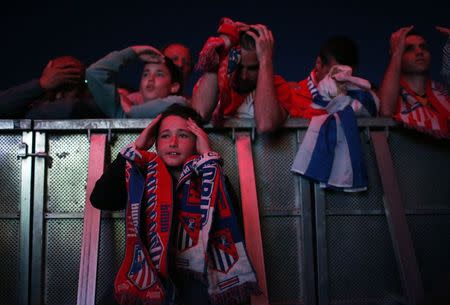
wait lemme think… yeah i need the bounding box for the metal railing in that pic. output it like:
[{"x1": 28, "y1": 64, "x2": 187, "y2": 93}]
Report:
[{"x1": 1, "y1": 118, "x2": 449, "y2": 305}]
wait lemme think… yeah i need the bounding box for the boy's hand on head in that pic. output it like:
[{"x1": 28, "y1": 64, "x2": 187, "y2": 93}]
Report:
[
  {"x1": 186, "y1": 118, "x2": 211, "y2": 155},
  {"x1": 436, "y1": 26, "x2": 450, "y2": 36},
  {"x1": 390, "y1": 25, "x2": 414, "y2": 57},
  {"x1": 39, "y1": 60, "x2": 83, "y2": 90},
  {"x1": 131, "y1": 45, "x2": 164, "y2": 63},
  {"x1": 134, "y1": 114, "x2": 162, "y2": 150}
]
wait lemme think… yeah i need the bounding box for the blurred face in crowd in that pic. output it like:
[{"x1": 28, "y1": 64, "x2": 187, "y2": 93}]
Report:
[
  {"x1": 314, "y1": 56, "x2": 339, "y2": 83},
  {"x1": 163, "y1": 44, "x2": 192, "y2": 82},
  {"x1": 233, "y1": 48, "x2": 259, "y2": 94},
  {"x1": 156, "y1": 115, "x2": 196, "y2": 167},
  {"x1": 401, "y1": 35, "x2": 431, "y2": 75},
  {"x1": 139, "y1": 63, "x2": 180, "y2": 101}
]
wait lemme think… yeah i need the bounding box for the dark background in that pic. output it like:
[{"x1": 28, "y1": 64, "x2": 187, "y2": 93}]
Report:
[{"x1": 1, "y1": 1, "x2": 448, "y2": 95}]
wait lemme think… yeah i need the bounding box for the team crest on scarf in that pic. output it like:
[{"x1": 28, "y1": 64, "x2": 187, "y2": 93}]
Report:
[
  {"x1": 209, "y1": 229, "x2": 239, "y2": 273},
  {"x1": 177, "y1": 212, "x2": 201, "y2": 252},
  {"x1": 128, "y1": 244, "x2": 157, "y2": 290}
]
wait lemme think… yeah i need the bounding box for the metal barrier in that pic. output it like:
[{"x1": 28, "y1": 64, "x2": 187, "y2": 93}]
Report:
[{"x1": 1, "y1": 118, "x2": 449, "y2": 305}]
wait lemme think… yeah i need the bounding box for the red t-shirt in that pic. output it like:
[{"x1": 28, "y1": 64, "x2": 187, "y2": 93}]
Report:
[
  {"x1": 223, "y1": 75, "x2": 293, "y2": 116},
  {"x1": 284, "y1": 79, "x2": 327, "y2": 119}
]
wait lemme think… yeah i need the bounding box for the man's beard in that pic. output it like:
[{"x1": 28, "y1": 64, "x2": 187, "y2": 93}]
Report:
[{"x1": 232, "y1": 75, "x2": 256, "y2": 94}]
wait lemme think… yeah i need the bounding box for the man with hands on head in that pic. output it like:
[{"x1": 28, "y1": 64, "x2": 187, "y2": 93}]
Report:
[
  {"x1": 192, "y1": 18, "x2": 291, "y2": 133},
  {"x1": 0, "y1": 56, "x2": 102, "y2": 119},
  {"x1": 86, "y1": 45, "x2": 187, "y2": 118},
  {"x1": 378, "y1": 25, "x2": 450, "y2": 138}
]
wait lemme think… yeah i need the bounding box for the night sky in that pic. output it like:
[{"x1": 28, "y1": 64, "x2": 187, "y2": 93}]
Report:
[{"x1": 1, "y1": 1, "x2": 448, "y2": 95}]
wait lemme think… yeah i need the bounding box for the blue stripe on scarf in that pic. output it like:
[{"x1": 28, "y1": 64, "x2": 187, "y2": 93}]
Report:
[
  {"x1": 347, "y1": 89, "x2": 377, "y2": 117},
  {"x1": 337, "y1": 106, "x2": 367, "y2": 188},
  {"x1": 308, "y1": 76, "x2": 329, "y2": 108},
  {"x1": 129, "y1": 166, "x2": 145, "y2": 210},
  {"x1": 304, "y1": 115, "x2": 337, "y2": 182}
]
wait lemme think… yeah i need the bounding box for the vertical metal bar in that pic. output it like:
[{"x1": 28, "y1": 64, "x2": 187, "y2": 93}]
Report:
[
  {"x1": 31, "y1": 131, "x2": 47, "y2": 305},
  {"x1": 296, "y1": 129, "x2": 317, "y2": 305},
  {"x1": 77, "y1": 134, "x2": 107, "y2": 305},
  {"x1": 19, "y1": 131, "x2": 33, "y2": 305},
  {"x1": 371, "y1": 131, "x2": 424, "y2": 305},
  {"x1": 300, "y1": 176, "x2": 317, "y2": 305},
  {"x1": 314, "y1": 184, "x2": 330, "y2": 305},
  {"x1": 235, "y1": 132, "x2": 269, "y2": 305}
]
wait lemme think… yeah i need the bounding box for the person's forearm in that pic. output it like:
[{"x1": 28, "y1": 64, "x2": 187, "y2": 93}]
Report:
[
  {"x1": 378, "y1": 53, "x2": 403, "y2": 116},
  {"x1": 126, "y1": 96, "x2": 187, "y2": 118},
  {"x1": 441, "y1": 37, "x2": 450, "y2": 91},
  {"x1": 86, "y1": 48, "x2": 136, "y2": 118},
  {"x1": 192, "y1": 73, "x2": 219, "y2": 121},
  {"x1": 254, "y1": 60, "x2": 287, "y2": 133},
  {"x1": 0, "y1": 79, "x2": 44, "y2": 117}
]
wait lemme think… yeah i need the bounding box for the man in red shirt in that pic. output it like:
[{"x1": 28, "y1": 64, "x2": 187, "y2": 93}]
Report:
[{"x1": 192, "y1": 18, "x2": 291, "y2": 133}]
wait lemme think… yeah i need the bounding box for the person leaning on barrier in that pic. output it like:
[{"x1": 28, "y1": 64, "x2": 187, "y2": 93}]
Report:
[
  {"x1": 192, "y1": 17, "x2": 292, "y2": 133},
  {"x1": 286, "y1": 36, "x2": 379, "y2": 119},
  {"x1": 0, "y1": 56, "x2": 103, "y2": 119},
  {"x1": 378, "y1": 26, "x2": 450, "y2": 138},
  {"x1": 90, "y1": 104, "x2": 259, "y2": 305},
  {"x1": 86, "y1": 45, "x2": 188, "y2": 118}
]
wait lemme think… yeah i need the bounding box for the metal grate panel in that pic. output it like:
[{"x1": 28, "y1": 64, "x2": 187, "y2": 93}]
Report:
[
  {"x1": 261, "y1": 216, "x2": 303, "y2": 304},
  {"x1": 0, "y1": 219, "x2": 20, "y2": 305},
  {"x1": 44, "y1": 219, "x2": 83, "y2": 305},
  {"x1": 407, "y1": 215, "x2": 450, "y2": 296},
  {"x1": 208, "y1": 131, "x2": 240, "y2": 197},
  {"x1": 47, "y1": 134, "x2": 89, "y2": 213},
  {"x1": 327, "y1": 215, "x2": 402, "y2": 301},
  {"x1": 110, "y1": 133, "x2": 140, "y2": 159},
  {"x1": 0, "y1": 134, "x2": 22, "y2": 213},
  {"x1": 96, "y1": 217, "x2": 125, "y2": 305},
  {"x1": 326, "y1": 133, "x2": 384, "y2": 211},
  {"x1": 254, "y1": 131, "x2": 299, "y2": 210},
  {"x1": 389, "y1": 129, "x2": 450, "y2": 209}
]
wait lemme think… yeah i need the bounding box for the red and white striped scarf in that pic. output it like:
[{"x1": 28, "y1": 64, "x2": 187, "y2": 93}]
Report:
[{"x1": 395, "y1": 79, "x2": 450, "y2": 138}]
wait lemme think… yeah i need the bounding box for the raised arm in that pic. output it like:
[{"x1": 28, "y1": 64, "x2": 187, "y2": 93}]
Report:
[
  {"x1": 192, "y1": 35, "x2": 233, "y2": 121},
  {"x1": 86, "y1": 46, "x2": 164, "y2": 118},
  {"x1": 192, "y1": 72, "x2": 220, "y2": 121},
  {"x1": 378, "y1": 26, "x2": 414, "y2": 116},
  {"x1": 86, "y1": 48, "x2": 136, "y2": 118},
  {"x1": 436, "y1": 26, "x2": 450, "y2": 91},
  {"x1": 246, "y1": 25, "x2": 288, "y2": 133},
  {"x1": 0, "y1": 59, "x2": 83, "y2": 118}
]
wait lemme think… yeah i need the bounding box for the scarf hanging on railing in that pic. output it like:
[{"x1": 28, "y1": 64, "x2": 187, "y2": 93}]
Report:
[
  {"x1": 292, "y1": 67, "x2": 379, "y2": 192},
  {"x1": 394, "y1": 79, "x2": 449, "y2": 139},
  {"x1": 116, "y1": 145, "x2": 259, "y2": 305}
]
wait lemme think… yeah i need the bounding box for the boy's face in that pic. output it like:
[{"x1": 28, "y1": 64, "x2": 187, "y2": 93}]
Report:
[
  {"x1": 139, "y1": 63, "x2": 179, "y2": 101},
  {"x1": 156, "y1": 115, "x2": 196, "y2": 167}
]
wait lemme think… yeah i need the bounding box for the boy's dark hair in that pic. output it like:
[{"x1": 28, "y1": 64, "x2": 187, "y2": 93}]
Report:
[
  {"x1": 319, "y1": 36, "x2": 359, "y2": 68},
  {"x1": 163, "y1": 56, "x2": 183, "y2": 95},
  {"x1": 156, "y1": 104, "x2": 204, "y2": 133}
]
